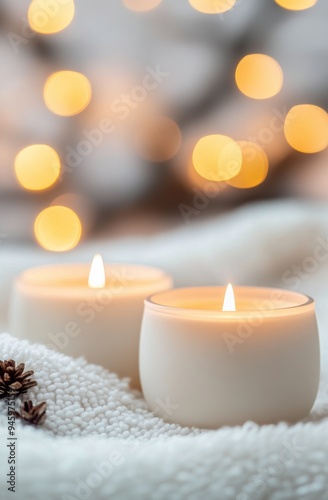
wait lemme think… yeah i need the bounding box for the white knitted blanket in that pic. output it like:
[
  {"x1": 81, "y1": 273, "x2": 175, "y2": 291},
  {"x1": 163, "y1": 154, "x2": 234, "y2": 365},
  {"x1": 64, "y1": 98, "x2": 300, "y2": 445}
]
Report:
[{"x1": 1, "y1": 200, "x2": 328, "y2": 499}]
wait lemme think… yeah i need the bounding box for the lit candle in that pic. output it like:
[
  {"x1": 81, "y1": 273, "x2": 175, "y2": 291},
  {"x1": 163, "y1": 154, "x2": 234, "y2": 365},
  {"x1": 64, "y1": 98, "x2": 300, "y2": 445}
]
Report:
[
  {"x1": 9, "y1": 255, "x2": 172, "y2": 388},
  {"x1": 140, "y1": 285, "x2": 320, "y2": 428}
]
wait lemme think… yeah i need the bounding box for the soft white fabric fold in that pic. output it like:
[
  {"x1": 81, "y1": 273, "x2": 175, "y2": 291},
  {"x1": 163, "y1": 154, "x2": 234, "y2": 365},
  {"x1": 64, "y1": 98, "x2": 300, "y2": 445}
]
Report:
[{"x1": 0, "y1": 332, "x2": 328, "y2": 500}]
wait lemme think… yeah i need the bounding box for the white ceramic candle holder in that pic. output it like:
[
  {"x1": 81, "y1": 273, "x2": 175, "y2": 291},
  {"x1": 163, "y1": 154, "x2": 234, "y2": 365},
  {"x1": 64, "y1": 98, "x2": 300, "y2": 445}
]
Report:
[
  {"x1": 140, "y1": 286, "x2": 320, "y2": 428},
  {"x1": 10, "y1": 263, "x2": 172, "y2": 388}
]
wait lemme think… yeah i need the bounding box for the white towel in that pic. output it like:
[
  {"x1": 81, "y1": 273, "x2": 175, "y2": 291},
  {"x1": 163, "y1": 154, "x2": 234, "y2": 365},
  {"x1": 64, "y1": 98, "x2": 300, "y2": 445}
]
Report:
[{"x1": 0, "y1": 332, "x2": 328, "y2": 500}]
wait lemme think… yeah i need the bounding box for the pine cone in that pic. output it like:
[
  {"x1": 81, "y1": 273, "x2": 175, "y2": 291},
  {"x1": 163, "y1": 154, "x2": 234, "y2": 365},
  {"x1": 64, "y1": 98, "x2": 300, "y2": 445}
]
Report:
[
  {"x1": 0, "y1": 359, "x2": 37, "y2": 399},
  {"x1": 15, "y1": 400, "x2": 47, "y2": 426}
]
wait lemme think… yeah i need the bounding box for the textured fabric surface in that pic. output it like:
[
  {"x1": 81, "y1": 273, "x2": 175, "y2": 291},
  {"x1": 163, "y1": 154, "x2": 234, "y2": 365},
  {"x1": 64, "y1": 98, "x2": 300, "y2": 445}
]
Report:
[
  {"x1": 1, "y1": 200, "x2": 328, "y2": 499},
  {"x1": 0, "y1": 333, "x2": 198, "y2": 440},
  {"x1": 0, "y1": 333, "x2": 328, "y2": 500}
]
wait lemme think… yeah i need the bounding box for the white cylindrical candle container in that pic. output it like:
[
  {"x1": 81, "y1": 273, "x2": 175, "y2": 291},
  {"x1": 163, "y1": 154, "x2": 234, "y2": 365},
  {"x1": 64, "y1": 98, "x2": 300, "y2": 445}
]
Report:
[
  {"x1": 140, "y1": 287, "x2": 320, "y2": 428},
  {"x1": 10, "y1": 262, "x2": 172, "y2": 388}
]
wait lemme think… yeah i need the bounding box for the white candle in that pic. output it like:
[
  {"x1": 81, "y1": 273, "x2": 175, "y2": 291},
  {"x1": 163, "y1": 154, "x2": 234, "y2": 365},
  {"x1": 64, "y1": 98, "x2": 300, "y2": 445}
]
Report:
[
  {"x1": 140, "y1": 285, "x2": 320, "y2": 428},
  {"x1": 9, "y1": 255, "x2": 172, "y2": 388}
]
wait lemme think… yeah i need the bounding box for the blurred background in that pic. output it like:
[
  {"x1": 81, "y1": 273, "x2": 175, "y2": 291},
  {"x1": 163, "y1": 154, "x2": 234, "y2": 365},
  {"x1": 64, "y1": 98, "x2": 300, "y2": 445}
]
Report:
[{"x1": 1, "y1": 0, "x2": 327, "y2": 250}]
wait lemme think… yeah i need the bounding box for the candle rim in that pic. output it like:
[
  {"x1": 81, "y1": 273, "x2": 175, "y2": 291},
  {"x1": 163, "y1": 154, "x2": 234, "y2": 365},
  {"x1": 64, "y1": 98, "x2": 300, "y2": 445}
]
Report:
[
  {"x1": 145, "y1": 286, "x2": 314, "y2": 317},
  {"x1": 16, "y1": 263, "x2": 172, "y2": 292}
]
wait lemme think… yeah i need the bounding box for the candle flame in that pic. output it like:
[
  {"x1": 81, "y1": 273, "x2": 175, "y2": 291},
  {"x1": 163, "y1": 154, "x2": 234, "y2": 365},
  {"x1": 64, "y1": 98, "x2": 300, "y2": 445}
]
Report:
[
  {"x1": 222, "y1": 283, "x2": 236, "y2": 311},
  {"x1": 88, "y1": 254, "x2": 106, "y2": 289}
]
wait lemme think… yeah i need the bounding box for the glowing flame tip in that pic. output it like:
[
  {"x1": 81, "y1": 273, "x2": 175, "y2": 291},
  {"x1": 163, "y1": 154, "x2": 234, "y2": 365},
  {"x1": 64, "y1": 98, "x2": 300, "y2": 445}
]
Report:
[
  {"x1": 88, "y1": 254, "x2": 106, "y2": 289},
  {"x1": 222, "y1": 283, "x2": 236, "y2": 312}
]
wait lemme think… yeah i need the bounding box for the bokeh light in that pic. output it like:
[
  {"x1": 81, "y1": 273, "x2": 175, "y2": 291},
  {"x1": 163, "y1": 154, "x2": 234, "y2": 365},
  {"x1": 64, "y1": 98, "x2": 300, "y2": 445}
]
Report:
[
  {"x1": 188, "y1": 0, "x2": 236, "y2": 14},
  {"x1": 235, "y1": 54, "x2": 283, "y2": 100},
  {"x1": 192, "y1": 135, "x2": 242, "y2": 181},
  {"x1": 226, "y1": 142, "x2": 269, "y2": 189},
  {"x1": 34, "y1": 206, "x2": 82, "y2": 252},
  {"x1": 50, "y1": 193, "x2": 96, "y2": 234},
  {"x1": 123, "y1": 0, "x2": 162, "y2": 12},
  {"x1": 284, "y1": 105, "x2": 328, "y2": 154},
  {"x1": 15, "y1": 144, "x2": 61, "y2": 191},
  {"x1": 28, "y1": 0, "x2": 75, "y2": 35},
  {"x1": 44, "y1": 71, "x2": 92, "y2": 116},
  {"x1": 134, "y1": 116, "x2": 182, "y2": 162},
  {"x1": 275, "y1": 0, "x2": 317, "y2": 11}
]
